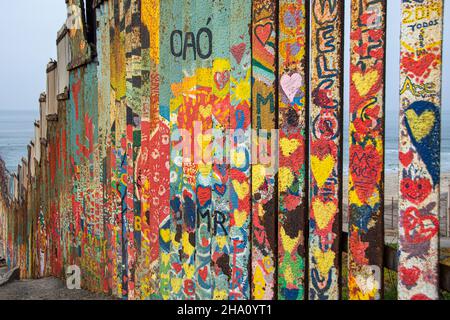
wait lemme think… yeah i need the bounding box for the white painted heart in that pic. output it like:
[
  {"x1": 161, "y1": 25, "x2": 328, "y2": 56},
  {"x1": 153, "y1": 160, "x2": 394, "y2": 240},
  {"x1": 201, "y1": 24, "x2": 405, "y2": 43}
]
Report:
[{"x1": 280, "y1": 73, "x2": 303, "y2": 103}]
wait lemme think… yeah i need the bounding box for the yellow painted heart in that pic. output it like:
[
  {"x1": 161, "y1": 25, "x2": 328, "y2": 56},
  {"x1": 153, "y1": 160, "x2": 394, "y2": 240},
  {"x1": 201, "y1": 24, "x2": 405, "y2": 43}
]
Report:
[
  {"x1": 313, "y1": 249, "x2": 336, "y2": 277},
  {"x1": 280, "y1": 226, "x2": 301, "y2": 254},
  {"x1": 352, "y1": 70, "x2": 379, "y2": 96},
  {"x1": 183, "y1": 263, "x2": 195, "y2": 279},
  {"x1": 171, "y1": 278, "x2": 182, "y2": 293},
  {"x1": 198, "y1": 163, "x2": 212, "y2": 177},
  {"x1": 311, "y1": 155, "x2": 335, "y2": 188},
  {"x1": 160, "y1": 229, "x2": 171, "y2": 243},
  {"x1": 405, "y1": 109, "x2": 435, "y2": 142},
  {"x1": 252, "y1": 266, "x2": 266, "y2": 300},
  {"x1": 232, "y1": 180, "x2": 250, "y2": 200},
  {"x1": 280, "y1": 138, "x2": 301, "y2": 157},
  {"x1": 197, "y1": 133, "x2": 213, "y2": 153},
  {"x1": 233, "y1": 209, "x2": 248, "y2": 228},
  {"x1": 199, "y1": 104, "x2": 212, "y2": 119},
  {"x1": 252, "y1": 164, "x2": 266, "y2": 192},
  {"x1": 312, "y1": 199, "x2": 336, "y2": 230},
  {"x1": 216, "y1": 236, "x2": 227, "y2": 250}
]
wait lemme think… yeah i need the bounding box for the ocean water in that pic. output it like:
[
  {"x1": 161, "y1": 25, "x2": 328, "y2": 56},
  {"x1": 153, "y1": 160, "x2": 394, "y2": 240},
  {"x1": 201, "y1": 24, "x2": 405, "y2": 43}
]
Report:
[
  {"x1": 0, "y1": 109, "x2": 39, "y2": 173},
  {"x1": 0, "y1": 108, "x2": 449, "y2": 174}
]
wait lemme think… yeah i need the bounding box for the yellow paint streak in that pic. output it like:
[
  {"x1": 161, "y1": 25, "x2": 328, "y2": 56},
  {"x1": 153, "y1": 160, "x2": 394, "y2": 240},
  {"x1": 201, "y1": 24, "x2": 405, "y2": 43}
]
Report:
[
  {"x1": 252, "y1": 164, "x2": 266, "y2": 192},
  {"x1": 279, "y1": 167, "x2": 294, "y2": 193}
]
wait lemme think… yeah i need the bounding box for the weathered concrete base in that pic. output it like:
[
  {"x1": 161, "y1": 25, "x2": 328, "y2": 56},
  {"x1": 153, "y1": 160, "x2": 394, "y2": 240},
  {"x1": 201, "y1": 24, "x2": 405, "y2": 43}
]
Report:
[{"x1": 0, "y1": 267, "x2": 20, "y2": 286}]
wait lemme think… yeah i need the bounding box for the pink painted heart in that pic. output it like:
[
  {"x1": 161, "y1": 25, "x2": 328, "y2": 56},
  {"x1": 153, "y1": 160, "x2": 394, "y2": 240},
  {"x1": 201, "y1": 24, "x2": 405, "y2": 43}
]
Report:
[
  {"x1": 197, "y1": 186, "x2": 211, "y2": 207},
  {"x1": 231, "y1": 43, "x2": 246, "y2": 64},
  {"x1": 255, "y1": 23, "x2": 272, "y2": 46},
  {"x1": 280, "y1": 73, "x2": 303, "y2": 103}
]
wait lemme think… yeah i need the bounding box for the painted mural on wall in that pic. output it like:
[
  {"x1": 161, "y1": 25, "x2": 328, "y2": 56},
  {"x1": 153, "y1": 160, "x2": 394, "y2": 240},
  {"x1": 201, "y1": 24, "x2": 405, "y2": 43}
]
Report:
[
  {"x1": 348, "y1": 0, "x2": 386, "y2": 300},
  {"x1": 1, "y1": 0, "x2": 449, "y2": 301},
  {"x1": 163, "y1": 0, "x2": 253, "y2": 300},
  {"x1": 308, "y1": 0, "x2": 344, "y2": 300},
  {"x1": 398, "y1": 0, "x2": 444, "y2": 301}
]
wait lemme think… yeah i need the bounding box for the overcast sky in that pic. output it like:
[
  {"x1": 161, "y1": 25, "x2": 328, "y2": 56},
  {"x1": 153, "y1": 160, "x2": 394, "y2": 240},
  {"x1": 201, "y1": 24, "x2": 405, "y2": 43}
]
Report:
[
  {"x1": 0, "y1": 1, "x2": 448, "y2": 114},
  {"x1": 0, "y1": 1, "x2": 67, "y2": 111}
]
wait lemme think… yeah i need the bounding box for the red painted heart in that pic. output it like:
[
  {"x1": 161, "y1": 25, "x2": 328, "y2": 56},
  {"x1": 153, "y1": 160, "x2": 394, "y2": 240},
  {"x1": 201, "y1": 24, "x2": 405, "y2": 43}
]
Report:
[
  {"x1": 402, "y1": 207, "x2": 439, "y2": 244},
  {"x1": 255, "y1": 23, "x2": 272, "y2": 46},
  {"x1": 197, "y1": 186, "x2": 211, "y2": 207},
  {"x1": 349, "y1": 144, "x2": 382, "y2": 203},
  {"x1": 399, "y1": 266, "x2": 421, "y2": 287},
  {"x1": 399, "y1": 150, "x2": 414, "y2": 168},
  {"x1": 401, "y1": 53, "x2": 436, "y2": 77},
  {"x1": 400, "y1": 178, "x2": 432, "y2": 205}
]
